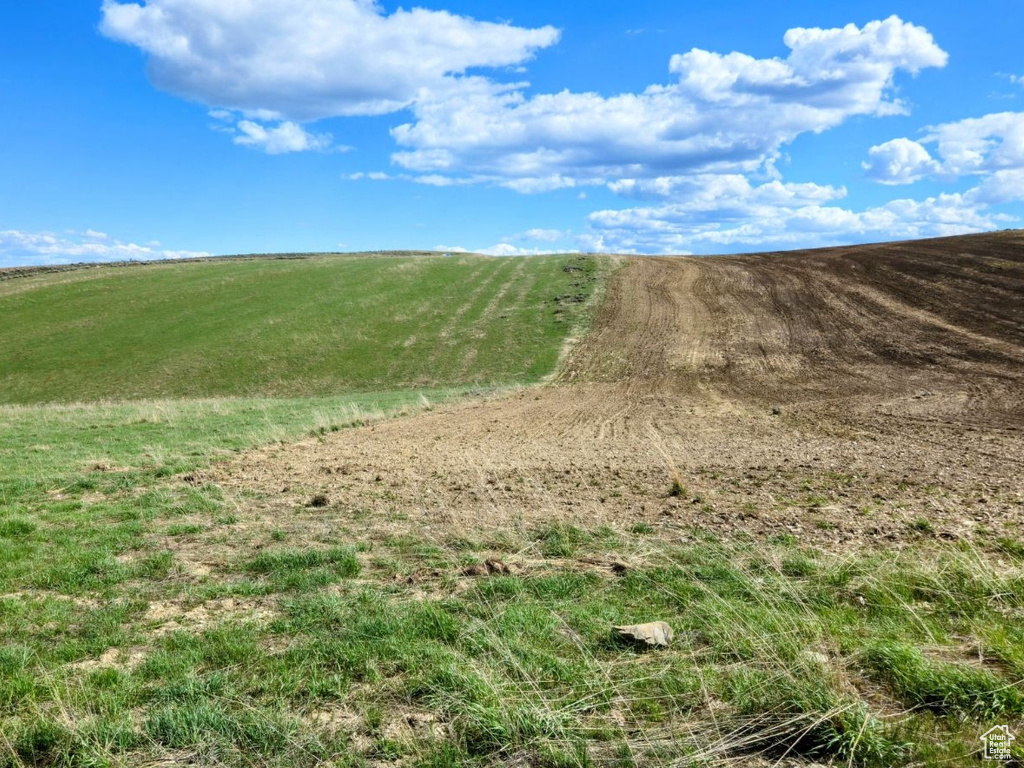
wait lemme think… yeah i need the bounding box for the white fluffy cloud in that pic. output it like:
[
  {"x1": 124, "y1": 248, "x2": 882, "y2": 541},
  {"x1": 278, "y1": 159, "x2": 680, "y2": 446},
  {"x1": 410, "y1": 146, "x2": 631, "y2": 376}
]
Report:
[
  {"x1": 521, "y1": 228, "x2": 567, "y2": 242},
  {"x1": 233, "y1": 120, "x2": 334, "y2": 154},
  {"x1": 434, "y1": 243, "x2": 564, "y2": 257},
  {"x1": 862, "y1": 138, "x2": 942, "y2": 184},
  {"x1": 0, "y1": 229, "x2": 210, "y2": 267},
  {"x1": 926, "y1": 112, "x2": 1024, "y2": 175},
  {"x1": 100, "y1": 6, "x2": 1002, "y2": 254},
  {"x1": 582, "y1": 178, "x2": 1006, "y2": 254},
  {"x1": 391, "y1": 16, "x2": 947, "y2": 186},
  {"x1": 608, "y1": 175, "x2": 846, "y2": 206},
  {"x1": 434, "y1": 226, "x2": 573, "y2": 256},
  {"x1": 100, "y1": 0, "x2": 559, "y2": 120},
  {"x1": 479, "y1": 243, "x2": 563, "y2": 256},
  {"x1": 971, "y1": 168, "x2": 1024, "y2": 204},
  {"x1": 865, "y1": 112, "x2": 1024, "y2": 185},
  {"x1": 596, "y1": 108, "x2": 1024, "y2": 253},
  {"x1": 861, "y1": 111, "x2": 1024, "y2": 217}
]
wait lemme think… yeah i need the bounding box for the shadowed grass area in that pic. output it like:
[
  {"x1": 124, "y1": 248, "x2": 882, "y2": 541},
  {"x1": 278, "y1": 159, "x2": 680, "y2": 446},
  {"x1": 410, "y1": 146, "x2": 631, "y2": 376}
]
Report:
[{"x1": 0, "y1": 253, "x2": 607, "y2": 403}]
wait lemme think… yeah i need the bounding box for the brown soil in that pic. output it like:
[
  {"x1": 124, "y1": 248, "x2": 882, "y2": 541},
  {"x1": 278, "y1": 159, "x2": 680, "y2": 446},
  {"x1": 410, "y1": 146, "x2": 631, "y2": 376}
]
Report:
[{"x1": 205, "y1": 231, "x2": 1024, "y2": 554}]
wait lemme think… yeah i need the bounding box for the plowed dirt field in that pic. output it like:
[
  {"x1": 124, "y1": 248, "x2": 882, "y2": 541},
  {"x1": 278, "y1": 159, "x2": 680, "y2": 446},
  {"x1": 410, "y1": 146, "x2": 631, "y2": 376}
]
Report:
[{"x1": 206, "y1": 232, "x2": 1024, "y2": 562}]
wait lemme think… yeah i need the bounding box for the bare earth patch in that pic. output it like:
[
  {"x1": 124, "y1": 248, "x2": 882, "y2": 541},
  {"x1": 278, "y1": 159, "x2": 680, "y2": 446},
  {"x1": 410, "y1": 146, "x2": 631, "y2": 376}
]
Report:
[
  {"x1": 144, "y1": 597, "x2": 277, "y2": 635},
  {"x1": 197, "y1": 234, "x2": 1024, "y2": 559}
]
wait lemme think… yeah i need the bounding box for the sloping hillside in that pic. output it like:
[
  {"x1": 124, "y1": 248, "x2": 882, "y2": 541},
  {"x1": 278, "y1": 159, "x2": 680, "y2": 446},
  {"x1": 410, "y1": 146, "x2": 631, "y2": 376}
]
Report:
[
  {"x1": 221, "y1": 230, "x2": 1024, "y2": 548},
  {"x1": 0, "y1": 252, "x2": 607, "y2": 403}
]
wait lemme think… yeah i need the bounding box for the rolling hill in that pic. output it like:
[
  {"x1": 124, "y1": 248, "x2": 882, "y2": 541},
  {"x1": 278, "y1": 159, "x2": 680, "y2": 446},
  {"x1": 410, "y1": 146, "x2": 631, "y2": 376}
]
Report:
[{"x1": 0, "y1": 252, "x2": 608, "y2": 403}]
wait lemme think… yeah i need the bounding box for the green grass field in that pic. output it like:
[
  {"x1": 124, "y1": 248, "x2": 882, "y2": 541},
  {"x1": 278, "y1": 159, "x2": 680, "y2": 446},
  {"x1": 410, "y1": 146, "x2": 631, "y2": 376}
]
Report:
[
  {"x1": 4, "y1": 427, "x2": 1023, "y2": 768},
  {"x1": 0, "y1": 253, "x2": 601, "y2": 403},
  {"x1": 0, "y1": 251, "x2": 619, "y2": 765},
  {"x1": 2, "y1": 253, "x2": 1022, "y2": 766}
]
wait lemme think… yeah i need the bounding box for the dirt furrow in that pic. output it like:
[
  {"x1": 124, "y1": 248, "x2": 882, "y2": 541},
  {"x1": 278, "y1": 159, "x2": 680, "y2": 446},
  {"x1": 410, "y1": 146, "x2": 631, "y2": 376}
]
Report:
[{"x1": 207, "y1": 232, "x2": 1024, "y2": 555}]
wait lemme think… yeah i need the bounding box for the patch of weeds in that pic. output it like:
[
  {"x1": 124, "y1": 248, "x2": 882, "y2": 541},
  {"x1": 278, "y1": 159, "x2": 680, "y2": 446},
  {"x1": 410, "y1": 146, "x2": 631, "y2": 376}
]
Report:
[
  {"x1": 0, "y1": 517, "x2": 36, "y2": 539},
  {"x1": 68, "y1": 476, "x2": 99, "y2": 493},
  {"x1": 861, "y1": 642, "x2": 1024, "y2": 719},
  {"x1": 910, "y1": 518, "x2": 935, "y2": 534},
  {"x1": 444, "y1": 536, "x2": 477, "y2": 551},
  {"x1": 383, "y1": 535, "x2": 449, "y2": 569},
  {"x1": 135, "y1": 550, "x2": 175, "y2": 580},
  {"x1": 996, "y1": 536, "x2": 1024, "y2": 560},
  {"x1": 33, "y1": 550, "x2": 130, "y2": 592},
  {"x1": 143, "y1": 699, "x2": 302, "y2": 756},
  {"x1": 10, "y1": 720, "x2": 74, "y2": 766},
  {"x1": 724, "y1": 669, "x2": 907, "y2": 765},
  {"x1": 982, "y1": 623, "x2": 1024, "y2": 678},
  {"x1": 524, "y1": 572, "x2": 602, "y2": 601},
  {"x1": 248, "y1": 548, "x2": 361, "y2": 575},
  {"x1": 245, "y1": 547, "x2": 360, "y2": 591},
  {"x1": 371, "y1": 738, "x2": 404, "y2": 760},
  {"x1": 630, "y1": 522, "x2": 654, "y2": 535},
  {"x1": 171, "y1": 487, "x2": 223, "y2": 517},
  {"x1": 770, "y1": 532, "x2": 799, "y2": 546},
  {"x1": 781, "y1": 554, "x2": 817, "y2": 578},
  {"x1": 534, "y1": 523, "x2": 592, "y2": 558}
]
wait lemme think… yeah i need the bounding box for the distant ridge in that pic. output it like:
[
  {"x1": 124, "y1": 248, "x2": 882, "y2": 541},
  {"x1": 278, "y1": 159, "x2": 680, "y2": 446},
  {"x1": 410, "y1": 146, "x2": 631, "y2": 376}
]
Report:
[{"x1": 0, "y1": 250, "x2": 468, "y2": 282}]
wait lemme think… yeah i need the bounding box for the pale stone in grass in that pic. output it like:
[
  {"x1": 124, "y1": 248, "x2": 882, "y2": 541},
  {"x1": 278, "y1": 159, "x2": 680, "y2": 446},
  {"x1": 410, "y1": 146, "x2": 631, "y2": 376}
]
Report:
[{"x1": 614, "y1": 621, "x2": 674, "y2": 647}]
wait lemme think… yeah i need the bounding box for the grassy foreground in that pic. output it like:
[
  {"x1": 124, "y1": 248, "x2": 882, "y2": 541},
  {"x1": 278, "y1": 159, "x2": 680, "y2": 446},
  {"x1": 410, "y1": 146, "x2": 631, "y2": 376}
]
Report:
[
  {"x1": 2, "y1": 397, "x2": 1023, "y2": 766},
  {"x1": 0, "y1": 253, "x2": 603, "y2": 403}
]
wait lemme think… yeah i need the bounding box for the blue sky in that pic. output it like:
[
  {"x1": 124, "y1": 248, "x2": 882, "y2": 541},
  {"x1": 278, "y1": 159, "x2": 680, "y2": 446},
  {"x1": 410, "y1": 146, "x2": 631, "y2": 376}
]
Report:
[{"x1": 2, "y1": 1, "x2": 1024, "y2": 266}]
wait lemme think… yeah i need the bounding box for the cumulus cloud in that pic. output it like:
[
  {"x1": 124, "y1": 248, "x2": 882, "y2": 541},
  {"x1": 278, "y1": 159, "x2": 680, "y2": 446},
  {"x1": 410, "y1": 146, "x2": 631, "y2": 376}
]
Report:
[
  {"x1": 925, "y1": 112, "x2": 1024, "y2": 175},
  {"x1": 103, "y1": 4, "x2": 950, "y2": 191},
  {"x1": 100, "y1": 5, "x2": 997, "y2": 254},
  {"x1": 233, "y1": 120, "x2": 335, "y2": 154},
  {"x1": 596, "y1": 109, "x2": 1024, "y2": 253},
  {"x1": 866, "y1": 112, "x2": 1024, "y2": 181},
  {"x1": 100, "y1": 0, "x2": 559, "y2": 120},
  {"x1": 521, "y1": 228, "x2": 568, "y2": 242},
  {"x1": 608, "y1": 175, "x2": 846, "y2": 205},
  {"x1": 970, "y1": 168, "x2": 1024, "y2": 204},
  {"x1": 863, "y1": 110, "x2": 1024, "y2": 217},
  {"x1": 0, "y1": 229, "x2": 210, "y2": 268},
  {"x1": 862, "y1": 138, "x2": 942, "y2": 184},
  {"x1": 582, "y1": 179, "x2": 1008, "y2": 254},
  {"x1": 473, "y1": 228, "x2": 574, "y2": 255},
  {"x1": 345, "y1": 169, "x2": 594, "y2": 193},
  {"x1": 391, "y1": 16, "x2": 947, "y2": 185},
  {"x1": 433, "y1": 242, "x2": 566, "y2": 256},
  {"x1": 478, "y1": 243, "x2": 563, "y2": 256},
  {"x1": 345, "y1": 170, "x2": 485, "y2": 186}
]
